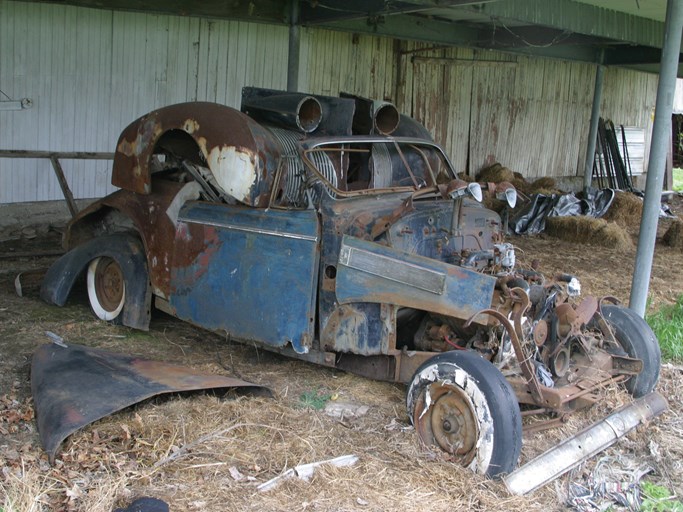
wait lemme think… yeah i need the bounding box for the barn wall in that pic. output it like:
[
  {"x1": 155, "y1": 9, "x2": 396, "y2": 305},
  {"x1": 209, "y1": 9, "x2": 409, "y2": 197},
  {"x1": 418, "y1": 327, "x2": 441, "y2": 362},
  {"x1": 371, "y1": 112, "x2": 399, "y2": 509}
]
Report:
[
  {"x1": 0, "y1": 0, "x2": 289, "y2": 203},
  {"x1": 396, "y1": 42, "x2": 658, "y2": 184},
  {"x1": 0, "y1": 1, "x2": 660, "y2": 204}
]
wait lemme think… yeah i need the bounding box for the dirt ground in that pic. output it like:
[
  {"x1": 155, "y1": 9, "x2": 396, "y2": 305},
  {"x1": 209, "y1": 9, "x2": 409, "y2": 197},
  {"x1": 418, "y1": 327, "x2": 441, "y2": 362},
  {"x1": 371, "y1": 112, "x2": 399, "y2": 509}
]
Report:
[{"x1": 1, "y1": 204, "x2": 683, "y2": 512}]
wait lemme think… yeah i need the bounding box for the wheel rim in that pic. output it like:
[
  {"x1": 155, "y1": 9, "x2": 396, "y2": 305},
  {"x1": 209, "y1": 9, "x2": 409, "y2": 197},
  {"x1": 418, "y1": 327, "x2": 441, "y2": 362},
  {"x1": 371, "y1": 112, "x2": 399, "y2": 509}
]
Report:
[
  {"x1": 94, "y1": 257, "x2": 124, "y2": 311},
  {"x1": 413, "y1": 382, "x2": 479, "y2": 465},
  {"x1": 87, "y1": 257, "x2": 125, "y2": 320}
]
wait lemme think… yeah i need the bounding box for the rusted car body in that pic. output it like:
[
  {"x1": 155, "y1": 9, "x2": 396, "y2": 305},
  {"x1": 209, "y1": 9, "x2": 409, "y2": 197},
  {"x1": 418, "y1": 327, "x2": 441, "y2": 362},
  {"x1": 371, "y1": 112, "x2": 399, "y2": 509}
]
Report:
[{"x1": 41, "y1": 87, "x2": 661, "y2": 477}]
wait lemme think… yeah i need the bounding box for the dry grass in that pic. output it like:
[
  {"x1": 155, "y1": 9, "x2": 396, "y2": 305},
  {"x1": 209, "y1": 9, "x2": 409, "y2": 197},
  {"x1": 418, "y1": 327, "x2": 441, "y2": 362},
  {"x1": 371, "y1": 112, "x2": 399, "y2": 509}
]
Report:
[
  {"x1": 510, "y1": 178, "x2": 531, "y2": 195},
  {"x1": 476, "y1": 163, "x2": 515, "y2": 183},
  {"x1": 529, "y1": 177, "x2": 557, "y2": 194},
  {"x1": 602, "y1": 191, "x2": 644, "y2": 230},
  {"x1": 545, "y1": 216, "x2": 633, "y2": 252},
  {"x1": 2, "y1": 230, "x2": 683, "y2": 511}
]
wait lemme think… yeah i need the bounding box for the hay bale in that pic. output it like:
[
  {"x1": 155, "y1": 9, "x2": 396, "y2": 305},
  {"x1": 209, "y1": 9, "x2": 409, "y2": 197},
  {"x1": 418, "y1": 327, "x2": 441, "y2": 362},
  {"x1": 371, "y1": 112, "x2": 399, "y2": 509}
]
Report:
[
  {"x1": 511, "y1": 177, "x2": 531, "y2": 194},
  {"x1": 602, "y1": 191, "x2": 643, "y2": 228},
  {"x1": 483, "y1": 196, "x2": 506, "y2": 213},
  {"x1": 476, "y1": 163, "x2": 515, "y2": 183},
  {"x1": 529, "y1": 177, "x2": 557, "y2": 194},
  {"x1": 663, "y1": 219, "x2": 683, "y2": 249},
  {"x1": 532, "y1": 188, "x2": 558, "y2": 196},
  {"x1": 545, "y1": 216, "x2": 633, "y2": 252},
  {"x1": 457, "y1": 171, "x2": 474, "y2": 182}
]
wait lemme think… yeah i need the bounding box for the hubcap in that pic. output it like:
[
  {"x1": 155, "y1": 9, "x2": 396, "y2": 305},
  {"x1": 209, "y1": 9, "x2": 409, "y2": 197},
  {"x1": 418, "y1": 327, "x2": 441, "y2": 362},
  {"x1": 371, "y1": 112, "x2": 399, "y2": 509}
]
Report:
[
  {"x1": 94, "y1": 257, "x2": 124, "y2": 312},
  {"x1": 414, "y1": 382, "x2": 479, "y2": 465}
]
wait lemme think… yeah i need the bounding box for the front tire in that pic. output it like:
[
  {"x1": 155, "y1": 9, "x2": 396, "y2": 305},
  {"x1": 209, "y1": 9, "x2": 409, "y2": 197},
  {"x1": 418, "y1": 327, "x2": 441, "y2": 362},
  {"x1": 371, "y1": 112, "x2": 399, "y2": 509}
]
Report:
[
  {"x1": 87, "y1": 256, "x2": 126, "y2": 321},
  {"x1": 601, "y1": 305, "x2": 661, "y2": 397},
  {"x1": 407, "y1": 351, "x2": 522, "y2": 477}
]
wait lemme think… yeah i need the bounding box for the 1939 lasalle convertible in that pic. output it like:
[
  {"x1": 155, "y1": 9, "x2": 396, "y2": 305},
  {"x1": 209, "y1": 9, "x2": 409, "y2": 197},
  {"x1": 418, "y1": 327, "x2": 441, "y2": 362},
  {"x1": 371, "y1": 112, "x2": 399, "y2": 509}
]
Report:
[{"x1": 41, "y1": 87, "x2": 661, "y2": 477}]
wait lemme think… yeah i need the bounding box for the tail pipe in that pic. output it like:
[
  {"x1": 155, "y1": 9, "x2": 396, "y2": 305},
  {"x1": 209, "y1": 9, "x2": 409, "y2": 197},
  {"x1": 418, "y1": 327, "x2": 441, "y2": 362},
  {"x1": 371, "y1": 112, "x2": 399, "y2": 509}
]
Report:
[
  {"x1": 504, "y1": 392, "x2": 668, "y2": 495},
  {"x1": 340, "y1": 92, "x2": 400, "y2": 135},
  {"x1": 241, "y1": 92, "x2": 323, "y2": 133}
]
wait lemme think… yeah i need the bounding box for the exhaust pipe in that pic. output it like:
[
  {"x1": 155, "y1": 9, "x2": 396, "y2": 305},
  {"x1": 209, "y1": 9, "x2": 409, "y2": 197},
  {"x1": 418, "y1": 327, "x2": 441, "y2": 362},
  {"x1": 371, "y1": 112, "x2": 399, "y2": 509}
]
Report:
[
  {"x1": 241, "y1": 90, "x2": 323, "y2": 133},
  {"x1": 504, "y1": 392, "x2": 668, "y2": 495},
  {"x1": 340, "y1": 92, "x2": 400, "y2": 135}
]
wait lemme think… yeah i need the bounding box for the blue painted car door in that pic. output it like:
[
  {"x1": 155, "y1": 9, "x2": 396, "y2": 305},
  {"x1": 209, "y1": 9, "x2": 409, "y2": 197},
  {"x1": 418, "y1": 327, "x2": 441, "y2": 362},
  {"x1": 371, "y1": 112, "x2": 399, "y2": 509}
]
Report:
[{"x1": 169, "y1": 202, "x2": 320, "y2": 353}]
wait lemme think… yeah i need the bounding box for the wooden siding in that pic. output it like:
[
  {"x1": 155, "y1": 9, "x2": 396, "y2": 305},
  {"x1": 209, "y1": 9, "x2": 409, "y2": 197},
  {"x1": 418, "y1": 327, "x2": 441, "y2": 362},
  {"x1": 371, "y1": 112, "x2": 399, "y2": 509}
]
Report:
[
  {"x1": 398, "y1": 42, "x2": 657, "y2": 183},
  {"x1": 0, "y1": 1, "x2": 288, "y2": 203},
  {"x1": 298, "y1": 28, "x2": 397, "y2": 102},
  {"x1": 0, "y1": 3, "x2": 660, "y2": 204}
]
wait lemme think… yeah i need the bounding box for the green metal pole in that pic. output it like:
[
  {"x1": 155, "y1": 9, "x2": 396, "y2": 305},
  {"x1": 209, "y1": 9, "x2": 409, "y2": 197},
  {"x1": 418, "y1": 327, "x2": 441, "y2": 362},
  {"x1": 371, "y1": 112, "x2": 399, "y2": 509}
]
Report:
[
  {"x1": 583, "y1": 63, "x2": 605, "y2": 192},
  {"x1": 287, "y1": 0, "x2": 300, "y2": 93},
  {"x1": 629, "y1": 0, "x2": 683, "y2": 316}
]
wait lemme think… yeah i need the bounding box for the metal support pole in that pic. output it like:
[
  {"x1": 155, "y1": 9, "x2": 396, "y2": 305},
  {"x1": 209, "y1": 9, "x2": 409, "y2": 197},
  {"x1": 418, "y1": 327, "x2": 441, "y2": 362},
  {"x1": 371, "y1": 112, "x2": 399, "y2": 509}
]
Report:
[
  {"x1": 583, "y1": 63, "x2": 605, "y2": 192},
  {"x1": 287, "y1": 0, "x2": 300, "y2": 93},
  {"x1": 629, "y1": 0, "x2": 683, "y2": 317}
]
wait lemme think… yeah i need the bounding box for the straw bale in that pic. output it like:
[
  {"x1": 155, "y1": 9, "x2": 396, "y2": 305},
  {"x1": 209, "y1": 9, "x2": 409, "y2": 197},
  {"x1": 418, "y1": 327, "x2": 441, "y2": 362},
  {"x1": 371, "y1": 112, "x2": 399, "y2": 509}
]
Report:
[
  {"x1": 602, "y1": 191, "x2": 643, "y2": 228},
  {"x1": 545, "y1": 216, "x2": 633, "y2": 252},
  {"x1": 663, "y1": 218, "x2": 683, "y2": 249},
  {"x1": 476, "y1": 163, "x2": 515, "y2": 183},
  {"x1": 529, "y1": 177, "x2": 559, "y2": 195},
  {"x1": 532, "y1": 188, "x2": 558, "y2": 196},
  {"x1": 511, "y1": 177, "x2": 531, "y2": 194}
]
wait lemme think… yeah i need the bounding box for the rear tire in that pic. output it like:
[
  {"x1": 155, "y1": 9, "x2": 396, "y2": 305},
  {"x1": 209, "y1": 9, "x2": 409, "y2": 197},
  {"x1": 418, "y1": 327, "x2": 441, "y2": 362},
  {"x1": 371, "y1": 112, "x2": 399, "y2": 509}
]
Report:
[
  {"x1": 601, "y1": 305, "x2": 661, "y2": 397},
  {"x1": 407, "y1": 351, "x2": 522, "y2": 477},
  {"x1": 87, "y1": 256, "x2": 126, "y2": 322}
]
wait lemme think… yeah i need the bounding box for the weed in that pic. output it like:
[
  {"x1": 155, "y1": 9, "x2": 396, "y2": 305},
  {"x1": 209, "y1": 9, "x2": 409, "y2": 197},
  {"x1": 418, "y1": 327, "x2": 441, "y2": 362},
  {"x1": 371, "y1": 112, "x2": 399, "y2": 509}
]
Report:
[
  {"x1": 647, "y1": 296, "x2": 683, "y2": 362},
  {"x1": 298, "y1": 389, "x2": 332, "y2": 410},
  {"x1": 673, "y1": 168, "x2": 683, "y2": 192},
  {"x1": 641, "y1": 481, "x2": 683, "y2": 511}
]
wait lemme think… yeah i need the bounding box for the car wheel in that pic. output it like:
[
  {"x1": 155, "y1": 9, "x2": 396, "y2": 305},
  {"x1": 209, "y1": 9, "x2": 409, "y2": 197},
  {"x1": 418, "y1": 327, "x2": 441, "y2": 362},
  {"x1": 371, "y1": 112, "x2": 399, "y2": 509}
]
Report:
[
  {"x1": 601, "y1": 304, "x2": 661, "y2": 397},
  {"x1": 87, "y1": 256, "x2": 126, "y2": 321},
  {"x1": 406, "y1": 351, "x2": 522, "y2": 477}
]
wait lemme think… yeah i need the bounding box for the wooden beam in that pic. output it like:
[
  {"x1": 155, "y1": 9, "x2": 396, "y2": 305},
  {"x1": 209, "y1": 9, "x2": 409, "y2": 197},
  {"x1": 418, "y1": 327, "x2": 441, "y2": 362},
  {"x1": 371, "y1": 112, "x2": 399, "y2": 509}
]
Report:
[{"x1": 49, "y1": 156, "x2": 79, "y2": 218}]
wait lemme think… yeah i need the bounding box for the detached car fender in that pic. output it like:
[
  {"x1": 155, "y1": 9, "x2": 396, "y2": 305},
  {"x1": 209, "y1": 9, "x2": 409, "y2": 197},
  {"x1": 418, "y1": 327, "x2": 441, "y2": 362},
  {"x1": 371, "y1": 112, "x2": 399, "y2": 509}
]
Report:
[
  {"x1": 335, "y1": 235, "x2": 496, "y2": 324},
  {"x1": 40, "y1": 233, "x2": 152, "y2": 330}
]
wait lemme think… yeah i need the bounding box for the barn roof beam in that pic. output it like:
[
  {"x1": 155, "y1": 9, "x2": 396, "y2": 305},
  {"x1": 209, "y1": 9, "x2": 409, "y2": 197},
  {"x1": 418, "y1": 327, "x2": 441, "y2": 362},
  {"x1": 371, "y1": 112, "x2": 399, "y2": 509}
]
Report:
[
  {"x1": 457, "y1": 0, "x2": 666, "y2": 50},
  {"x1": 298, "y1": 0, "x2": 500, "y2": 25}
]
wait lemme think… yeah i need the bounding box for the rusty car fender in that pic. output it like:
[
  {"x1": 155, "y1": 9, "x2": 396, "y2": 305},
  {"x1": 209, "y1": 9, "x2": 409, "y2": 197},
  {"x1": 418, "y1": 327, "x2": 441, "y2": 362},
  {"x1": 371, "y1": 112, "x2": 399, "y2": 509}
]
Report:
[
  {"x1": 40, "y1": 233, "x2": 152, "y2": 330},
  {"x1": 112, "y1": 102, "x2": 281, "y2": 207}
]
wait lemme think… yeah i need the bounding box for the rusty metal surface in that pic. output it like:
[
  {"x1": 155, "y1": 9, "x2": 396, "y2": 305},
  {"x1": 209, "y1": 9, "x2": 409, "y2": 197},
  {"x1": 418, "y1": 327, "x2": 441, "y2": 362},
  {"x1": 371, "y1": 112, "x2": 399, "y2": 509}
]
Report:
[
  {"x1": 242, "y1": 87, "x2": 355, "y2": 136},
  {"x1": 112, "y1": 102, "x2": 281, "y2": 207},
  {"x1": 336, "y1": 235, "x2": 496, "y2": 325},
  {"x1": 169, "y1": 201, "x2": 320, "y2": 354},
  {"x1": 413, "y1": 381, "x2": 479, "y2": 466},
  {"x1": 31, "y1": 342, "x2": 270, "y2": 464},
  {"x1": 65, "y1": 181, "x2": 190, "y2": 299}
]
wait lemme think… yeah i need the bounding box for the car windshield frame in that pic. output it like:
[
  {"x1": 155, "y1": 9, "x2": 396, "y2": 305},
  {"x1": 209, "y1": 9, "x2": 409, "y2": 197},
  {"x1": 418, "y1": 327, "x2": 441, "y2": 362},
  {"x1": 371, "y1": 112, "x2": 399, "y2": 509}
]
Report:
[{"x1": 299, "y1": 136, "x2": 458, "y2": 198}]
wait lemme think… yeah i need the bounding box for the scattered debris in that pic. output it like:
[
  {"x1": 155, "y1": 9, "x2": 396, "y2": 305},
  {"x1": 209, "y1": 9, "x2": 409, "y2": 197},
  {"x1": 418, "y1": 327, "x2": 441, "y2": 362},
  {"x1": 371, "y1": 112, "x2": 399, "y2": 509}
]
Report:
[
  {"x1": 504, "y1": 392, "x2": 667, "y2": 496},
  {"x1": 45, "y1": 330, "x2": 68, "y2": 347},
  {"x1": 567, "y1": 455, "x2": 653, "y2": 511},
  {"x1": 113, "y1": 497, "x2": 170, "y2": 512},
  {"x1": 257, "y1": 454, "x2": 359, "y2": 492},
  {"x1": 324, "y1": 401, "x2": 370, "y2": 420},
  {"x1": 13, "y1": 269, "x2": 49, "y2": 296}
]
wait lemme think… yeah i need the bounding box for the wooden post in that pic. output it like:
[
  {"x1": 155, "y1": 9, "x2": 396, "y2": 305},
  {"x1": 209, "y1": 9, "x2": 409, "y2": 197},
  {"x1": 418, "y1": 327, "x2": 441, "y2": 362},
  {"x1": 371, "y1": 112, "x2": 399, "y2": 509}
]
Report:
[{"x1": 49, "y1": 156, "x2": 79, "y2": 218}]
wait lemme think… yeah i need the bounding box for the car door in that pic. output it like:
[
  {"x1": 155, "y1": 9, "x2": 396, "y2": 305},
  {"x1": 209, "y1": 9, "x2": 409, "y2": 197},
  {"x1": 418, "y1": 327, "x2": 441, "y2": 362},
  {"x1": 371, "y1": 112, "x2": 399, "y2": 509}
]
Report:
[{"x1": 169, "y1": 201, "x2": 320, "y2": 354}]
